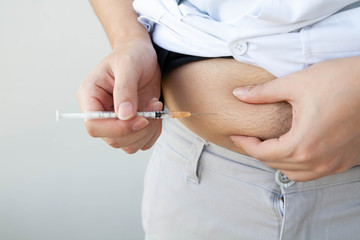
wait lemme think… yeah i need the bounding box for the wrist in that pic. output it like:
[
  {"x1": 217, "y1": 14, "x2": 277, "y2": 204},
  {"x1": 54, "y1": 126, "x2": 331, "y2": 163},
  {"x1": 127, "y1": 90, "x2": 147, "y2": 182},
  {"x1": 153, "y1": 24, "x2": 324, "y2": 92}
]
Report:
[
  {"x1": 111, "y1": 32, "x2": 153, "y2": 51},
  {"x1": 110, "y1": 39, "x2": 158, "y2": 73},
  {"x1": 109, "y1": 13, "x2": 152, "y2": 50}
]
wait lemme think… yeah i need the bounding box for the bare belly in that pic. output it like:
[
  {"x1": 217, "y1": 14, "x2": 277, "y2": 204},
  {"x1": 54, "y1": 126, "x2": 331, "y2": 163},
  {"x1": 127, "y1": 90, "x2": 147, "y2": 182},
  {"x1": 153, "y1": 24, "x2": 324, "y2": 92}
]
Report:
[{"x1": 162, "y1": 58, "x2": 292, "y2": 155}]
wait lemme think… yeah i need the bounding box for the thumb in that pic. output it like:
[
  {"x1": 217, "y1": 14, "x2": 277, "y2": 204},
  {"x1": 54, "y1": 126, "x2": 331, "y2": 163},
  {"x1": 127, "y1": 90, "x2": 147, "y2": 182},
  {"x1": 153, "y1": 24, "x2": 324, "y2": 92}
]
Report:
[
  {"x1": 113, "y1": 69, "x2": 139, "y2": 120},
  {"x1": 233, "y1": 77, "x2": 293, "y2": 104}
]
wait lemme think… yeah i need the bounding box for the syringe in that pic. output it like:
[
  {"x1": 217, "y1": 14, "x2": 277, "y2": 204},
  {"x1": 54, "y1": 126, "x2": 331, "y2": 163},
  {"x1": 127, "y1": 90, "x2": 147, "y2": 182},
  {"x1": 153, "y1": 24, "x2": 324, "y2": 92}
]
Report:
[{"x1": 56, "y1": 110, "x2": 216, "y2": 121}]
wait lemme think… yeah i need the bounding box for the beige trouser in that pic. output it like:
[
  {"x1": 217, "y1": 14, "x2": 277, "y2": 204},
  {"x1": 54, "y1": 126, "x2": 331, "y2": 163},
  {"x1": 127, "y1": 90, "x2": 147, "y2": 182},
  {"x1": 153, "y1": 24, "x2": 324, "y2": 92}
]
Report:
[{"x1": 142, "y1": 118, "x2": 360, "y2": 240}]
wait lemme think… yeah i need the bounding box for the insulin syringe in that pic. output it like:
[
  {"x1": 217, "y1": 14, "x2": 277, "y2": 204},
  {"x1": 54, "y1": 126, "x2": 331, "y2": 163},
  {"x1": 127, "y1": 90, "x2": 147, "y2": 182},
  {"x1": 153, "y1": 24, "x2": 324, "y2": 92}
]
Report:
[{"x1": 56, "y1": 110, "x2": 215, "y2": 121}]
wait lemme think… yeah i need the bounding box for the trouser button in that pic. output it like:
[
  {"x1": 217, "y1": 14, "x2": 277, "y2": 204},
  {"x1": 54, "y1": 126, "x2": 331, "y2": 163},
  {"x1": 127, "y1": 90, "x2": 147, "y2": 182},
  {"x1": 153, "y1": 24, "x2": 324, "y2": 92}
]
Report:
[{"x1": 275, "y1": 170, "x2": 295, "y2": 188}]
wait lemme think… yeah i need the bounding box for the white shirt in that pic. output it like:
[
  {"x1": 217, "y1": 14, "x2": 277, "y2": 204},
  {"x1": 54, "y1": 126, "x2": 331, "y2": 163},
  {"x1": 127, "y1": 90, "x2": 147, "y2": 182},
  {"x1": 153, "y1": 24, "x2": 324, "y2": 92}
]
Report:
[{"x1": 133, "y1": 0, "x2": 360, "y2": 77}]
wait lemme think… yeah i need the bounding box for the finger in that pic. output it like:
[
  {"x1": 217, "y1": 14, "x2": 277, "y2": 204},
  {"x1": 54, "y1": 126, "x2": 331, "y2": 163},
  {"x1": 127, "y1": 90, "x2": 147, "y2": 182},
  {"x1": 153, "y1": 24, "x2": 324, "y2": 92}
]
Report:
[
  {"x1": 232, "y1": 75, "x2": 297, "y2": 104},
  {"x1": 140, "y1": 99, "x2": 163, "y2": 150},
  {"x1": 102, "y1": 123, "x2": 154, "y2": 148},
  {"x1": 230, "y1": 135, "x2": 312, "y2": 171},
  {"x1": 121, "y1": 129, "x2": 155, "y2": 154},
  {"x1": 85, "y1": 116, "x2": 149, "y2": 138},
  {"x1": 113, "y1": 64, "x2": 139, "y2": 120},
  {"x1": 144, "y1": 97, "x2": 163, "y2": 111},
  {"x1": 230, "y1": 135, "x2": 292, "y2": 162},
  {"x1": 101, "y1": 98, "x2": 163, "y2": 147},
  {"x1": 103, "y1": 119, "x2": 161, "y2": 151},
  {"x1": 141, "y1": 122, "x2": 162, "y2": 150}
]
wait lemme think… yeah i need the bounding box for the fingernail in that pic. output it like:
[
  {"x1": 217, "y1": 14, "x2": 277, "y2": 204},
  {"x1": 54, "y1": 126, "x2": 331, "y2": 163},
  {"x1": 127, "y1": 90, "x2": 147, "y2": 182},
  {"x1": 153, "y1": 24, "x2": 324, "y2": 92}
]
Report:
[
  {"x1": 132, "y1": 118, "x2": 149, "y2": 131},
  {"x1": 230, "y1": 136, "x2": 240, "y2": 147},
  {"x1": 118, "y1": 102, "x2": 134, "y2": 120},
  {"x1": 233, "y1": 87, "x2": 249, "y2": 98},
  {"x1": 149, "y1": 97, "x2": 158, "y2": 105},
  {"x1": 152, "y1": 101, "x2": 163, "y2": 111}
]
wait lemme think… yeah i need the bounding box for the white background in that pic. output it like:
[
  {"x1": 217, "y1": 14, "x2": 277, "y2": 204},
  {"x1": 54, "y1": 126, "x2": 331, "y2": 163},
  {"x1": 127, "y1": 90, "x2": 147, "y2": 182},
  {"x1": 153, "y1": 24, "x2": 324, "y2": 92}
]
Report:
[{"x1": 0, "y1": 1, "x2": 150, "y2": 239}]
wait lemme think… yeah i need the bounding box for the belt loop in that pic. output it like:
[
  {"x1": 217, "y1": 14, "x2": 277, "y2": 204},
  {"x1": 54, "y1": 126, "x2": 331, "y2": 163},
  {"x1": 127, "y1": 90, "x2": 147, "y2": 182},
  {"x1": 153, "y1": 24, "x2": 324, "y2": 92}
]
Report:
[{"x1": 186, "y1": 137, "x2": 208, "y2": 184}]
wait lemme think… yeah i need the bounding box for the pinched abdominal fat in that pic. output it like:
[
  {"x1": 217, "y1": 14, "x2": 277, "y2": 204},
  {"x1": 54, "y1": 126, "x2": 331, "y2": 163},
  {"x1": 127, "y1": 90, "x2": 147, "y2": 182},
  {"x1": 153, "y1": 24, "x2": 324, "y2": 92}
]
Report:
[{"x1": 162, "y1": 58, "x2": 292, "y2": 155}]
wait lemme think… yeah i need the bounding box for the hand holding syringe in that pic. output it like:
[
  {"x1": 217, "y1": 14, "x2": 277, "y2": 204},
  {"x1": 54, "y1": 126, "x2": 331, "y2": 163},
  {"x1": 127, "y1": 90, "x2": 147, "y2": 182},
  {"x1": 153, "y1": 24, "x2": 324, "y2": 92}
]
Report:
[{"x1": 56, "y1": 110, "x2": 216, "y2": 121}]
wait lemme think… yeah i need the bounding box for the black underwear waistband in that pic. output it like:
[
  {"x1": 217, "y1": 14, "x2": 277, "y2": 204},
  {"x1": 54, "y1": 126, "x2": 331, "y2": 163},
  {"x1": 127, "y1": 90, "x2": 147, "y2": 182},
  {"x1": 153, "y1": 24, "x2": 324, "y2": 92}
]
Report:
[{"x1": 153, "y1": 44, "x2": 232, "y2": 75}]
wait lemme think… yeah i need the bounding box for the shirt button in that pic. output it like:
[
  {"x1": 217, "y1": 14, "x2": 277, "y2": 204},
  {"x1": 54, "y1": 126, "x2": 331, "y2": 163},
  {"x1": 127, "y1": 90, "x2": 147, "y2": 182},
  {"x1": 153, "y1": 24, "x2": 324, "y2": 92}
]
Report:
[
  {"x1": 232, "y1": 40, "x2": 248, "y2": 56},
  {"x1": 275, "y1": 170, "x2": 295, "y2": 188}
]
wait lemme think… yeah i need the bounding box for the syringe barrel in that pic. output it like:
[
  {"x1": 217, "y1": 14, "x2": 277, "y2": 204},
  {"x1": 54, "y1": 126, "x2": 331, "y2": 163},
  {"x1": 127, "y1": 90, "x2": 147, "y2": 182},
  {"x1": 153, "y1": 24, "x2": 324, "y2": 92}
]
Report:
[
  {"x1": 136, "y1": 111, "x2": 171, "y2": 119},
  {"x1": 136, "y1": 111, "x2": 191, "y2": 119},
  {"x1": 84, "y1": 111, "x2": 117, "y2": 120}
]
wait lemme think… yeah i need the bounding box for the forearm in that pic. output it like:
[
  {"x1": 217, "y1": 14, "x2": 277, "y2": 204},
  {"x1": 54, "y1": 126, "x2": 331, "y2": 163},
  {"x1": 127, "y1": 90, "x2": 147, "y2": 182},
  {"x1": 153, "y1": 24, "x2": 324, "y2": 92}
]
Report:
[{"x1": 89, "y1": 0, "x2": 151, "y2": 48}]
